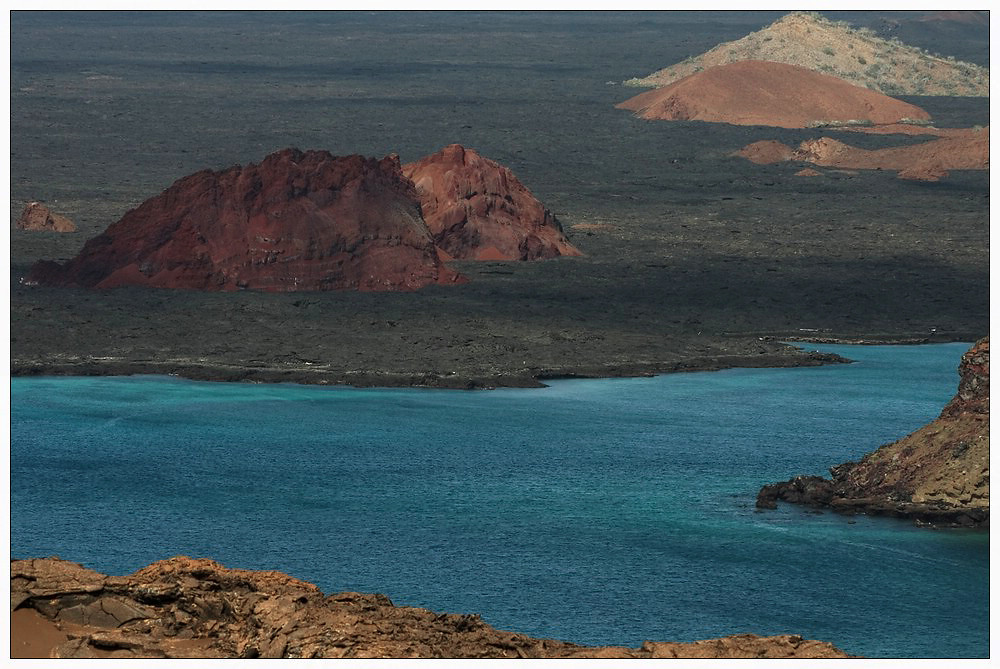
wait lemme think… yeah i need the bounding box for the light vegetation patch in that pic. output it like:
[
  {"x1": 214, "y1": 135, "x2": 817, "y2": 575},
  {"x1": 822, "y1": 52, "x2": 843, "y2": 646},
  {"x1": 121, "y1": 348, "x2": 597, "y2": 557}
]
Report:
[{"x1": 623, "y1": 11, "x2": 989, "y2": 96}]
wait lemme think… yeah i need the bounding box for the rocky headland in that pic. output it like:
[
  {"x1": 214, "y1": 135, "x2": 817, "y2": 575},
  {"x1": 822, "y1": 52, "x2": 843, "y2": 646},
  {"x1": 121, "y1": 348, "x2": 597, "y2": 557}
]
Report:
[
  {"x1": 402, "y1": 144, "x2": 581, "y2": 261},
  {"x1": 616, "y1": 60, "x2": 931, "y2": 129},
  {"x1": 737, "y1": 126, "x2": 989, "y2": 182},
  {"x1": 10, "y1": 556, "x2": 851, "y2": 659},
  {"x1": 757, "y1": 337, "x2": 989, "y2": 527},
  {"x1": 16, "y1": 201, "x2": 76, "y2": 233},
  {"x1": 624, "y1": 11, "x2": 988, "y2": 96}
]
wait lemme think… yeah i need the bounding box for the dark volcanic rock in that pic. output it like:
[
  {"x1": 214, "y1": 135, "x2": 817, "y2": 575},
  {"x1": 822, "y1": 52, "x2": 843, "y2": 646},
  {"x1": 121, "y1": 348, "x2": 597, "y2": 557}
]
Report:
[
  {"x1": 402, "y1": 144, "x2": 582, "y2": 261},
  {"x1": 26, "y1": 149, "x2": 465, "y2": 292},
  {"x1": 758, "y1": 337, "x2": 989, "y2": 527},
  {"x1": 11, "y1": 557, "x2": 851, "y2": 659},
  {"x1": 16, "y1": 202, "x2": 76, "y2": 232}
]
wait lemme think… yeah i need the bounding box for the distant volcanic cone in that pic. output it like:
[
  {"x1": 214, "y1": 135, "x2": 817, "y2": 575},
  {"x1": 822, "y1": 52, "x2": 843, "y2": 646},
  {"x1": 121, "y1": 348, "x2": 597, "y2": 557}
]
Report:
[
  {"x1": 403, "y1": 144, "x2": 582, "y2": 261},
  {"x1": 617, "y1": 60, "x2": 931, "y2": 129},
  {"x1": 27, "y1": 149, "x2": 465, "y2": 292}
]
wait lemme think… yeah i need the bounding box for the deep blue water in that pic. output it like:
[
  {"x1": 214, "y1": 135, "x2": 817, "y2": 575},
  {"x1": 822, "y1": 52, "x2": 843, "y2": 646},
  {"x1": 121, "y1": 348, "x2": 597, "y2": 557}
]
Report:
[{"x1": 10, "y1": 343, "x2": 988, "y2": 658}]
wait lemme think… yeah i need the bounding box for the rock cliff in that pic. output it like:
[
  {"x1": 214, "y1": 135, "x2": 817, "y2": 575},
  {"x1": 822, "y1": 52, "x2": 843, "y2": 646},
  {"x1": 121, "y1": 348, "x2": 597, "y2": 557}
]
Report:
[
  {"x1": 26, "y1": 149, "x2": 464, "y2": 292},
  {"x1": 757, "y1": 338, "x2": 989, "y2": 527},
  {"x1": 625, "y1": 11, "x2": 988, "y2": 96},
  {"x1": 10, "y1": 556, "x2": 851, "y2": 659},
  {"x1": 617, "y1": 61, "x2": 930, "y2": 129},
  {"x1": 402, "y1": 144, "x2": 581, "y2": 261},
  {"x1": 15, "y1": 202, "x2": 76, "y2": 232}
]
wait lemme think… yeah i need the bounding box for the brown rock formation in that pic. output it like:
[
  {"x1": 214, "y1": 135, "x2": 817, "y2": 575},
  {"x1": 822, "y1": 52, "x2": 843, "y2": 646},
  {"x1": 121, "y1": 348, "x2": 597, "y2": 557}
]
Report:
[
  {"x1": 402, "y1": 144, "x2": 581, "y2": 261},
  {"x1": 795, "y1": 168, "x2": 822, "y2": 177},
  {"x1": 737, "y1": 140, "x2": 797, "y2": 165},
  {"x1": 26, "y1": 149, "x2": 464, "y2": 292},
  {"x1": 757, "y1": 338, "x2": 989, "y2": 527},
  {"x1": 625, "y1": 11, "x2": 988, "y2": 96},
  {"x1": 15, "y1": 202, "x2": 76, "y2": 232},
  {"x1": 10, "y1": 557, "x2": 851, "y2": 659},
  {"x1": 617, "y1": 61, "x2": 931, "y2": 129},
  {"x1": 737, "y1": 127, "x2": 988, "y2": 181}
]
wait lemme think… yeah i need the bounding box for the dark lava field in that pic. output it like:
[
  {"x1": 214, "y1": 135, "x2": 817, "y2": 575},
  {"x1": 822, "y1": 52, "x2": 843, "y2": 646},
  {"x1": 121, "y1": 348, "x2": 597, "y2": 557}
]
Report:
[{"x1": 9, "y1": 11, "x2": 990, "y2": 387}]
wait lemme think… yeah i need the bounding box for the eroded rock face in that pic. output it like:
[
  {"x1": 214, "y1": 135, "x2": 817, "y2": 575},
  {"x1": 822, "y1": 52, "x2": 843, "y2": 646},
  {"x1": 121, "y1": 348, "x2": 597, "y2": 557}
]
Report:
[
  {"x1": 26, "y1": 149, "x2": 464, "y2": 292},
  {"x1": 16, "y1": 202, "x2": 76, "y2": 232},
  {"x1": 402, "y1": 144, "x2": 581, "y2": 261},
  {"x1": 10, "y1": 557, "x2": 852, "y2": 659},
  {"x1": 758, "y1": 337, "x2": 989, "y2": 527},
  {"x1": 617, "y1": 60, "x2": 931, "y2": 129}
]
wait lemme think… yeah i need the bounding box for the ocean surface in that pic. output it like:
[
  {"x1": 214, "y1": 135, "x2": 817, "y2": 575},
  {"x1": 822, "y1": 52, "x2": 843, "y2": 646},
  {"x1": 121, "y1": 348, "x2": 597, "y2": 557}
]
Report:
[{"x1": 10, "y1": 343, "x2": 988, "y2": 658}]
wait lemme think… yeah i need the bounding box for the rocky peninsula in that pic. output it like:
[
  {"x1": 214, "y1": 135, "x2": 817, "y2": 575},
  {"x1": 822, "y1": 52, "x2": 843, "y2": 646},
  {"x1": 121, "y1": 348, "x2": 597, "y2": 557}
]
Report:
[
  {"x1": 11, "y1": 557, "x2": 850, "y2": 659},
  {"x1": 757, "y1": 337, "x2": 989, "y2": 527}
]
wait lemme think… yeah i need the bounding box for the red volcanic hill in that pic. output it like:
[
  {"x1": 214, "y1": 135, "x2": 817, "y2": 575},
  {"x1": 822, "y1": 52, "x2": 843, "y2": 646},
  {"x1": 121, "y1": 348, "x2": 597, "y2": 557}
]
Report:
[
  {"x1": 402, "y1": 144, "x2": 582, "y2": 261},
  {"x1": 617, "y1": 61, "x2": 931, "y2": 129},
  {"x1": 27, "y1": 149, "x2": 465, "y2": 292}
]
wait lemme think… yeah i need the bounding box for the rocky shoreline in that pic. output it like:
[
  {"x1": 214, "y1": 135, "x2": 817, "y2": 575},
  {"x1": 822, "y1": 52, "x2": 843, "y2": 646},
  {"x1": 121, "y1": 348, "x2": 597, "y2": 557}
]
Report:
[
  {"x1": 11, "y1": 557, "x2": 852, "y2": 659},
  {"x1": 756, "y1": 337, "x2": 989, "y2": 528},
  {"x1": 10, "y1": 349, "x2": 850, "y2": 389}
]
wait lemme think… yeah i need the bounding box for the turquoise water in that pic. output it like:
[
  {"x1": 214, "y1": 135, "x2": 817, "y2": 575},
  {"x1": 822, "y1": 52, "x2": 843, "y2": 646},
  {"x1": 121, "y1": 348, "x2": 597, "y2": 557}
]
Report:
[{"x1": 10, "y1": 343, "x2": 987, "y2": 658}]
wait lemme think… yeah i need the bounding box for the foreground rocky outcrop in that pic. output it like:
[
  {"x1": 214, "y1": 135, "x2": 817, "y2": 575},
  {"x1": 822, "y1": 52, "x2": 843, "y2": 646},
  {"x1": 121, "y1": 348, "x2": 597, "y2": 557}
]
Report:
[
  {"x1": 26, "y1": 149, "x2": 465, "y2": 292},
  {"x1": 737, "y1": 127, "x2": 989, "y2": 181},
  {"x1": 757, "y1": 338, "x2": 989, "y2": 527},
  {"x1": 10, "y1": 557, "x2": 851, "y2": 659},
  {"x1": 625, "y1": 11, "x2": 988, "y2": 96},
  {"x1": 402, "y1": 144, "x2": 581, "y2": 261},
  {"x1": 15, "y1": 202, "x2": 76, "y2": 232},
  {"x1": 617, "y1": 61, "x2": 930, "y2": 129}
]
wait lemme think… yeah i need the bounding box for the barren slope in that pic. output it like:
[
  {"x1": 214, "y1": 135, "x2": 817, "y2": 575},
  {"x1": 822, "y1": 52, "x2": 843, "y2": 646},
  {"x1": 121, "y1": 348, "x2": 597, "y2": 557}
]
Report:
[
  {"x1": 627, "y1": 11, "x2": 988, "y2": 96},
  {"x1": 618, "y1": 60, "x2": 930, "y2": 129}
]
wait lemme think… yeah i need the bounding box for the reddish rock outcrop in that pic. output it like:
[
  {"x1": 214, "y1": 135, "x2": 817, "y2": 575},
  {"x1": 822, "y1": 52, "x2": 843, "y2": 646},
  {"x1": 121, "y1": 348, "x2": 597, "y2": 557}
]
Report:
[
  {"x1": 736, "y1": 140, "x2": 797, "y2": 165},
  {"x1": 11, "y1": 557, "x2": 851, "y2": 659},
  {"x1": 795, "y1": 168, "x2": 822, "y2": 177},
  {"x1": 757, "y1": 338, "x2": 989, "y2": 527},
  {"x1": 737, "y1": 127, "x2": 989, "y2": 181},
  {"x1": 617, "y1": 61, "x2": 931, "y2": 129},
  {"x1": 26, "y1": 149, "x2": 464, "y2": 292},
  {"x1": 15, "y1": 202, "x2": 76, "y2": 232},
  {"x1": 402, "y1": 144, "x2": 581, "y2": 261}
]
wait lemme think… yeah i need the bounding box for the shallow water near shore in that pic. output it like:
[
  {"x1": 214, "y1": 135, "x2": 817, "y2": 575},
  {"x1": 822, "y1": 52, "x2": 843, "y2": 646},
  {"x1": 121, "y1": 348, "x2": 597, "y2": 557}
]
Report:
[{"x1": 11, "y1": 342, "x2": 987, "y2": 658}]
